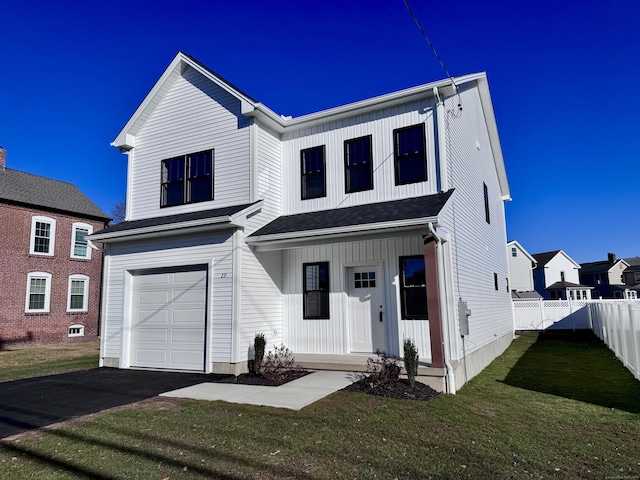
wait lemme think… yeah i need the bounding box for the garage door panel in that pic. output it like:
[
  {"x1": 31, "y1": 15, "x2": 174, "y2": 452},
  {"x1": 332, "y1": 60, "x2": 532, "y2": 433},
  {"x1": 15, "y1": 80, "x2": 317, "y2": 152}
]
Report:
[
  {"x1": 139, "y1": 290, "x2": 171, "y2": 305},
  {"x1": 131, "y1": 267, "x2": 207, "y2": 371},
  {"x1": 173, "y1": 289, "x2": 206, "y2": 304},
  {"x1": 137, "y1": 328, "x2": 169, "y2": 342}
]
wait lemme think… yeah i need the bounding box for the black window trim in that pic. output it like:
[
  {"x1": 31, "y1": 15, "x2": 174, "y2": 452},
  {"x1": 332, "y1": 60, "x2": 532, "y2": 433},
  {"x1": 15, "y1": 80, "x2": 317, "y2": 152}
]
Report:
[
  {"x1": 344, "y1": 135, "x2": 374, "y2": 193},
  {"x1": 303, "y1": 261, "x2": 330, "y2": 319},
  {"x1": 393, "y1": 123, "x2": 427, "y2": 186},
  {"x1": 160, "y1": 149, "x2": 215, "y2": 208},
  {"x1": 399, "y1": 255, "x2": 428, "y2": 320},
  {"x1": 300, "y1": 145, "x2": 326, "y2": 200},
  {"x1": 483, "y1": 182, "x2": 490, "y2": 224}
]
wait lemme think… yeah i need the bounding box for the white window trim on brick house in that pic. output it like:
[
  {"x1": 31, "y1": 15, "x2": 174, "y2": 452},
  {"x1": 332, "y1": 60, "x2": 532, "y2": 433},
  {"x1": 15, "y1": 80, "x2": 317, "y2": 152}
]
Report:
[
  {"x1": 29, "y1": 216, "x2": 57, "y2": 256},
  {"x1": 25, "y1": 272, "x2": 52, "y2": 313},
  {"x1": 67, "y1": 274, "x2": 90, "y2": 312},
  {"x1": 70, "y1": 222, "x2": 93, "y2": 259}
]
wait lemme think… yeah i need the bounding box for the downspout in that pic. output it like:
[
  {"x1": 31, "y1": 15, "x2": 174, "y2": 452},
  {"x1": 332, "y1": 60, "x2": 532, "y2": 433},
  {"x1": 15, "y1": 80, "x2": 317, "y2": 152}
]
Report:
[{"x1": 427, "y1": 222, "x2": 456, "y2": 394}]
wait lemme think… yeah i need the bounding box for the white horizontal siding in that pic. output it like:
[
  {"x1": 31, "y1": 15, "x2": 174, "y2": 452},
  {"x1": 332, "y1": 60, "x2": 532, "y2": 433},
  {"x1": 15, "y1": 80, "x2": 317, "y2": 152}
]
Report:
[
  {"x1": 128, "y1": 66, "x2": 251, "y2": 221},
  {"x1": 282, "y1": 235, "x2": 432, "y2": 359},
  {"x1": 508, "y1": 246, "x2": 535, "y2": 291},
  {"x1": 438, "y1": 84, "x2": 513, "y2": 361},
  {"x1": 101, "y1": 231, "x2": 235, "y2": 365},
  {"x1": 281, "y1": 99, "x2": 438, "y2": 215}
]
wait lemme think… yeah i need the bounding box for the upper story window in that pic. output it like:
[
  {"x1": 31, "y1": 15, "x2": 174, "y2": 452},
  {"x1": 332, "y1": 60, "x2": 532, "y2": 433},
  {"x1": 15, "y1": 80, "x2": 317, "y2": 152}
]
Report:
[
  {"x1": 511, "y1": 247, "x2": 517, "y2": 257},
  {"x1": 161, "y1": 150, "x2": 214, "y2": 207},
  {"x1": 393, "y1": 124, "x2": 427, "y2": 185},
  {"x1": 483, "y1": 183, "x2": 490, "y2": 224},
  {"x1": 71, "y1": 223, "x2": 93, "y2": 259},
  {"x1": 67, "y1": 274, "x2": 89, "y2": 312},
  {"x1": 635, "y1": 272, "x2": 640, "y2": 283},
  {"x1": 303, "y1": 262, "x2": 329, "y2": 319},
  {"x1": 25, "y1": 272, "x2": 52, "y2": 313},
  {"x1": 399, "y1": 256, "x2": 428, "y2": 320},
  {"x1": 560, "y1": 271, "x2": 565, "y2": 282},
  {"x1": 301, "y1": 146, "x2": 326, "y2": 200},
  {"x1": 344, "y1": 136, "x2": 373, "y2": 193},
  {"x1": 30, "y1": 216, "x2": 56, "y2": 256}
]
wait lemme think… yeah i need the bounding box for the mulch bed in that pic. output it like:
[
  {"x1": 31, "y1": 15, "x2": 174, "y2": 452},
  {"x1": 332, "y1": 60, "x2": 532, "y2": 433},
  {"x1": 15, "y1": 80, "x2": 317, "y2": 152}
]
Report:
[
  {"x1": 217, "y1": 370, "x2": 310, "y2": 387},
  {"x1": 343, "y1": 377, "x2": 441, "y2": 401}
]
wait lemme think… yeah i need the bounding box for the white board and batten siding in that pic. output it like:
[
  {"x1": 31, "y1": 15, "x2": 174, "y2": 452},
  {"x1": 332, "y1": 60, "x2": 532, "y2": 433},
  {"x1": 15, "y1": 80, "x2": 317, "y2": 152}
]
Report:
[
  {"x1": 282, "y1": 236, "x2": 433, "y2": 360},
  {"x1": 101, "y1": 231, "x2": 235, "y2": 370},
  {"x1": 280, "y1": 100, "x2": 438, "y2": 215},
  {"x1": 438, "y1": 85, "x2": 513, "y2": 363},
  {"x1": 543, "y1": 254, "x2": 580, "y2": 287},
  {"x1": 127, "y1": 66, "x2": 251, "y2": 222}
]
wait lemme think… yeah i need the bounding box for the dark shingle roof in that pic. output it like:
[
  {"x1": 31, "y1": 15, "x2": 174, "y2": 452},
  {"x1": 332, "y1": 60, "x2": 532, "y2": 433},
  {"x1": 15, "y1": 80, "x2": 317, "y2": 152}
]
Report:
[
  {"x1": 624, "y1": 257, "x2": 640, "y2": 267},
  {"x1": 511, "y1": 290, "x2": 543, "y2": 300},
  {"x1": 547, "y1": 281, "x2": 592, "y2": 290},
  {"x1": 532, "y1": 250, "x2": 561, "y2": 266},
  {"x1": 93, "y1": 202, "x2": 256, "y2": 236},
  {"x1": 250, "y1": 190, "x2": 454, "y2": 238},
  {"x1": 0, "y1": 168, "x2": 109, "y2": 220},
  {"x1": 580, "y1": 260, "x2": 615, "y2": 275}
]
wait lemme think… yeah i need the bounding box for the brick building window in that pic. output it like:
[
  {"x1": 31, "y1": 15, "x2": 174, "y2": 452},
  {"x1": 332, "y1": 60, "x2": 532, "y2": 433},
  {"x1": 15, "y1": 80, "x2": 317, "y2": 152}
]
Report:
[
  {"x1": 71, "y1": 223, "x2": 93, "y2": 259},
  {"x1": 25, "y1": 272, "x2": 52, "y2": 313},
  {"x1": 30, "y1": 216, "x2": 56, "y2": 256},
  {"x1": 67, "y1": 275, "x2": 89, "y2": 312}
]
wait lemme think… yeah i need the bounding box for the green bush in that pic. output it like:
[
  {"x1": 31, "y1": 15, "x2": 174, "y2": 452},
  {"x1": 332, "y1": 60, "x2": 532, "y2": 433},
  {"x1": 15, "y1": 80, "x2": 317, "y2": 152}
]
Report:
[
  {"x1": 253, "y1": 333, "x2": 266, "y2": 374},
  {"x1": 403, "y1": 338, "x2": 419, "y2": 388}
]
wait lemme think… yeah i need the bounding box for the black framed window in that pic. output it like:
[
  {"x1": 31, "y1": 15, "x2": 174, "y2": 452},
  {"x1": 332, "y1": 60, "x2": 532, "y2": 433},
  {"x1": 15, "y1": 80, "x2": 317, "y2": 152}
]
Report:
[
  {"x1": 483, "y1": 183, "x2": 490, "y2": 224},
  {"x1": 393, "y1": 124, "x2": 427, "y2": 185},
  {"x1": 161, "y1": 150, "x2": 214, "y2": 207},
  {"x1": 301, "y1": 146, "x2": 326, "y2": 199},
  {"x1": 494, "y1": 273, "x2": 499, "y2": 291},
  {"x1": 303, "y1": 262, "x2": 329, "y2": 319},
  {"x1": 344, "y1": 135, "x2": 373, "y2": 192},
  {"x1": 399, "y1": 256, "x2": 428, "y2": 319}
]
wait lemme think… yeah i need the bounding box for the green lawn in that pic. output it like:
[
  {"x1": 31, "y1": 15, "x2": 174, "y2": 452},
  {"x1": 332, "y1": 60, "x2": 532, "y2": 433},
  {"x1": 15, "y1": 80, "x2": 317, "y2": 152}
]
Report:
[{"x1": 1, "y1": 332, "x2": 639, "y2": 479}]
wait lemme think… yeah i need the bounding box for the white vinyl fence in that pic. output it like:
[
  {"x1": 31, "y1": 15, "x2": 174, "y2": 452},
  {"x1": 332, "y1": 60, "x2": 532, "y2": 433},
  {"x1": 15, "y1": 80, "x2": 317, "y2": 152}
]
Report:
[{"x1": 513, "y1": 299, "x2": 640, "y2": 380}]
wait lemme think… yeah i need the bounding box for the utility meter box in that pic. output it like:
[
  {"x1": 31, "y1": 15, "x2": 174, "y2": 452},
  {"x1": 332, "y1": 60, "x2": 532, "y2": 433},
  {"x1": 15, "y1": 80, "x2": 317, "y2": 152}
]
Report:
[{"x1": 458, "y1": 299, "x2": 471, "y2": 336}]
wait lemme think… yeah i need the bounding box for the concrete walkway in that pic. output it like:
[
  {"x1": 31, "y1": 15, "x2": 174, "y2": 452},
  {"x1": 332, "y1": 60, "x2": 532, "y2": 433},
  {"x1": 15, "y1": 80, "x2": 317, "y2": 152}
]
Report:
[{"x1": 161, "y1": 370, "x2": 357, "y2": 410}]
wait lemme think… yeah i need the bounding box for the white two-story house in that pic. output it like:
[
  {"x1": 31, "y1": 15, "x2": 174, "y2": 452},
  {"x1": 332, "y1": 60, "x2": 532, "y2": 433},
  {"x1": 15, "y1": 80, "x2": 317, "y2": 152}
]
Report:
[{"x1": 90, "y1": 52, "x2": 513, "y2": 392}]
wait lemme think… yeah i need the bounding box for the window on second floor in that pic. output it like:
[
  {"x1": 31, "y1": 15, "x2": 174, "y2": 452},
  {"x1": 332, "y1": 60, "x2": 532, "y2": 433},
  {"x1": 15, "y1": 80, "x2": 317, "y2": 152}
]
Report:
[
  {"x1": 30, "y1": 216, "x2": 56, "y2": 256},
  {"x1": 344, "y1": 135, "x2": 373, "y2": 193},
  {"x1": 301, "y1": 146, "x2": 326, "y2": 200},
  {"x1": 161, "y1": 150, "x2": 214, "y2": 207},
  {"x1": 511, "y1": 247, "x2": 517, "y2": 257},
  {"x1": 635, "y1": 272, "x2": 640, "y2": 283},
  {"x1": 71, "y1": 223, "x2": 93, "y2": 259},
  {"x1": 393, "y1": 124, "x2": 427, "y2": 185},
  {"x1": 560, "y1": 271, "x2": 565, "y2": 282},
  {"x1": 483, "y1": 183, "x2": 490, "y2": 224}
]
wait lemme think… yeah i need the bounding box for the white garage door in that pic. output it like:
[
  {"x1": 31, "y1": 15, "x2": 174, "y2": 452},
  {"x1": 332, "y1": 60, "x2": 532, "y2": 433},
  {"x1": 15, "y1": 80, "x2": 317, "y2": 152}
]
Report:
[{"x1": 131, "y1": 266, "x2": 207, "y2": 371}]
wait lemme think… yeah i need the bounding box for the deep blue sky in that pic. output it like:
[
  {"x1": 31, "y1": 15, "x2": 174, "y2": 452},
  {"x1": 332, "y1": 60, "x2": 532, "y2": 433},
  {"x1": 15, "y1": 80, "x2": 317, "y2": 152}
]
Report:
[{"x1": 1, "y1": 0, "x2": 638, "y2": 263}]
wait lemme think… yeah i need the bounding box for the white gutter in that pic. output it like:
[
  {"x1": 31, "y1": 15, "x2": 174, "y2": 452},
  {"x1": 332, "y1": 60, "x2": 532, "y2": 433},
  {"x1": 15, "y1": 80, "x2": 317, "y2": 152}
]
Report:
[{"x1": 428, "y1": 222, "x2": 456, "y2": 394}]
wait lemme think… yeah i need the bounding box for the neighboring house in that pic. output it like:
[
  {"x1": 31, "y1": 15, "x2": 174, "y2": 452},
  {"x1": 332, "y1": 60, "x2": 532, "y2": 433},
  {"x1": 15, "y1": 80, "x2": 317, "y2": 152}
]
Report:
[
  {"x1": 0, "y1": 147, "x2": 110, "y2": 344},
  {"x1": 580, "y1": 253, "x2": 635, "y2": 299},
  {"x1": 507, "y1": 240, "x2": 541, "y2": 300},
  {"x1": 622, "y1": 257, "x2": 640, "y2": 296},
  {"x1": 532, "y1": 250, "x2": 592, "y2": 300},
  {"x1": 89, "y1": 52, "x2": 514, "y2": 393}
]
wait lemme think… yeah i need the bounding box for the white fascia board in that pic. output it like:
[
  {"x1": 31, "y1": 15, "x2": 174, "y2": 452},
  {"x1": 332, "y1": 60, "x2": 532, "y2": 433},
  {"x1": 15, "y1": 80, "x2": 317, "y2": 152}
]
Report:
[
  {"x1": 475, "y1": 75, "x2": 511, "y2": 201},
  {"x1": 112, "y1": 52, "x2": 258, "y2": 149},
  {"x1": 246, "y1": 216, "x2": 439, "y2": 247},
  {"x1": 245, "y1": 74, "x2": 481, "y2": 134},
  {"x1": 87, "y1": 216, "x2": 235, "y2": 243}
]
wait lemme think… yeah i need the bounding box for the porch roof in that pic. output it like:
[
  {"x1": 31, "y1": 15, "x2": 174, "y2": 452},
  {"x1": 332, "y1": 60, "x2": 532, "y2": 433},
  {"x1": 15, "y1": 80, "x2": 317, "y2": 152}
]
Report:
[
  {"x1": 547, "y1": 281, "x2": 594, "y2": 290},
  {"x1": 247, "y1": 190, "x2": 454, "y2": 249},
  {"x1": 88, "y1": 201, "x2": 261, "y2": 243}
]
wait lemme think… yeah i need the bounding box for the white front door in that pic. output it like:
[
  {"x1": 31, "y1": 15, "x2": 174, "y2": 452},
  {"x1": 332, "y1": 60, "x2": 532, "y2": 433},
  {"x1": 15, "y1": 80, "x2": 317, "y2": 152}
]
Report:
[{"x1": 348, "y1": 266, "x2": 385, "y2": 353}]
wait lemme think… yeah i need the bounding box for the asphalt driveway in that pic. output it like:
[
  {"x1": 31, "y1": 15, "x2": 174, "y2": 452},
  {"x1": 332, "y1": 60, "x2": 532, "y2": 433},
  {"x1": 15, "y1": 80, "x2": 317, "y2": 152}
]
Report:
[{"x1": 0, "y1": 368, "x2": 216, "y2": 439}]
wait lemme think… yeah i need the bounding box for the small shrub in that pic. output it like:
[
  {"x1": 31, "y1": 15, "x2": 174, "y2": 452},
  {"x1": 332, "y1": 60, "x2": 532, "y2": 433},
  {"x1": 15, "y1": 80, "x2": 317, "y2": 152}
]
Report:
[
  {"x1": 365, "y1": 350, "x2": 401, "y2": 389},
  {"x1": 403, "y1": 338, "x2": 419, "y2": 388},
  {"x1": 261, "y1": 344, "x2": 303, "y2": 382},
  {"x1": 253, "y1": 333, "x2": 266, "y2": 374}
]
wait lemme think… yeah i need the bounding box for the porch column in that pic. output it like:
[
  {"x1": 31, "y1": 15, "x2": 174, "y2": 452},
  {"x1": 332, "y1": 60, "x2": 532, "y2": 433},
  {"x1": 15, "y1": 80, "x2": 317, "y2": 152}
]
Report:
[{"x1": 424, "y1": 234, "x2": 445, "y2": 369}]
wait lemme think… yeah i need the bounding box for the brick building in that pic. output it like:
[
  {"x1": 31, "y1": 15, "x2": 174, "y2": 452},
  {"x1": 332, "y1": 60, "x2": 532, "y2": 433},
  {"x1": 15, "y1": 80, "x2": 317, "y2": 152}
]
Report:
[{"x1": 0, "y1": 147, "x2": 110, "y2": 345}]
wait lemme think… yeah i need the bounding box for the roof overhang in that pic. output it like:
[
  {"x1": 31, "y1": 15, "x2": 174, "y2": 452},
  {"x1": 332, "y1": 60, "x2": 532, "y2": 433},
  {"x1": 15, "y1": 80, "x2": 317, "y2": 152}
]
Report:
[
  {"x1": 246, "y1": 217, "x2": 440, "y2": 252},
  {"x1": 88, "y1": 201, "x2": 262, "y2": 244}
]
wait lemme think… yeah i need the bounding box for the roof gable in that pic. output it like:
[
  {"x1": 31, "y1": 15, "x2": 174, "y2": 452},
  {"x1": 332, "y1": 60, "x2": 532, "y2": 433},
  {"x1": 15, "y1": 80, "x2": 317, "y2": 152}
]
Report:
[
  {"x1": 532, "y1": 250, "x2": 580, "y2": 269},
  {"x1": 507, "y1": 240, "x2": 537, "y2": 265},
  {"x1": 0, "y1": 168, "x2": 109, "y2": 220}
]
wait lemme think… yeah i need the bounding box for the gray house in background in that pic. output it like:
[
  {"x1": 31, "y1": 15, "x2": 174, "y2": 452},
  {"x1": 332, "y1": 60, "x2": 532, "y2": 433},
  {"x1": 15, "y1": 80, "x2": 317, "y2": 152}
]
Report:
[
  {"x1": 507, "y1": 240, "x2": 541, "y2": 300},
  {"x1": 580, "y1": 253, "x2": 635, "y2": 299}
]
